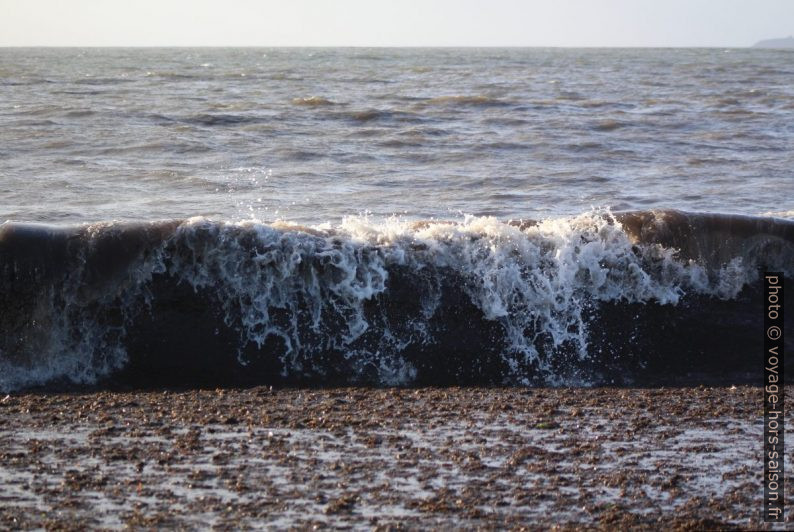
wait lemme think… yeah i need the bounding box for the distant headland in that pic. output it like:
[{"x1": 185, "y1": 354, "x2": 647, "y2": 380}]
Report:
[{"x1": 753, "y1": 36, "x2": 794, "y2": 49}]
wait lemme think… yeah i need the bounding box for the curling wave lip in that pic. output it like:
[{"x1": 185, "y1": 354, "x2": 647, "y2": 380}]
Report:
[{"x1": 0, "y1": 209, "x2": 792, "y2": 392}]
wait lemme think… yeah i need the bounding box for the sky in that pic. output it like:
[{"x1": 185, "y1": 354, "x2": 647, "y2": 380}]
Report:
[{"x1": 1, "y1": 0, "x2": 792, "y2": 48}]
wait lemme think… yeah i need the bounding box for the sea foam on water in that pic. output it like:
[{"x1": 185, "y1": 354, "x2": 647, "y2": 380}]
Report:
[{"x1": 1, "y1": 209, "x2": 790, "y2": 391}]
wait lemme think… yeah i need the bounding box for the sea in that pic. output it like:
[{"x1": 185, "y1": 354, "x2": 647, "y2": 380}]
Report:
[{"x1": 0, "y1": 47, "x2": 792, "y2": 391}]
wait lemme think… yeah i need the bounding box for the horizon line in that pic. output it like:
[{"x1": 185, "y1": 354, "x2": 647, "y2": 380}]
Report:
[{"x1": 0, "y1": 44, "x2": 764, "y2": 49}]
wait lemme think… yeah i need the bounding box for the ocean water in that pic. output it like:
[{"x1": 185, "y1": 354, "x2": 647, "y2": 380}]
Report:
[
  {"x1": 0, "y1": 48, "x2": 792, "y2": 391},
  {"x1": 1, "y1": 47, "x2": 793, "y2": 223}
]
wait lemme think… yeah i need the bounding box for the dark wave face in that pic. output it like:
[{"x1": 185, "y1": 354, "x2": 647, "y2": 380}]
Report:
[{"x1": 1, "y1": 210, "x2": 791, "y2": 392}]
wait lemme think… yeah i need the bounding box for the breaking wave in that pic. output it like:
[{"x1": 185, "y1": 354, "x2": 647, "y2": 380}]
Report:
[{"x1": 1, "y1": 209, "x2": 791, "y2": 392}]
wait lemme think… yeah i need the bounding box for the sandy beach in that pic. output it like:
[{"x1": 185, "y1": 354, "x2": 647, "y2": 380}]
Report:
[
  {"x1": 0, "y1": 385, "x2": 786, "y2": 529},
  {"x1": 2, "y1": 6, "x2": 793, "y2": 530}
]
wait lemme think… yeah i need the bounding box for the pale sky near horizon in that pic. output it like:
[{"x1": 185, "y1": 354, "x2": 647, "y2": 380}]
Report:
[{"x1": 1, "y1": 0, "x2": 792, "y2": 48}]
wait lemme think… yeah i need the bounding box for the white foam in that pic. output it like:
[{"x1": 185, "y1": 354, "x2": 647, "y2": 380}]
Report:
[
  {"x1": 0, "y1": 210, "x2": 766, "y2": 392},
  {"x1": 166, "y1": 210, "x2": 758, "y2": 385},
  {"x1": 761, "y1": 209, "x2": 794, "y2": 220}
]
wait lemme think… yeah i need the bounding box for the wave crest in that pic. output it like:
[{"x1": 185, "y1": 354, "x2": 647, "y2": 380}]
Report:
[{"x1": 1, "y1": 210, "x2": 791, "y2": 391}]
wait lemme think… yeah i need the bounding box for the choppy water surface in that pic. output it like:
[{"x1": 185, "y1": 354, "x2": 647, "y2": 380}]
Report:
[
  {"x1": 2, "y1": 48, "x2": 794, "y2": 391},
  {"x1": 1, "y1": 47, "x2": 792, "y2": 223}
]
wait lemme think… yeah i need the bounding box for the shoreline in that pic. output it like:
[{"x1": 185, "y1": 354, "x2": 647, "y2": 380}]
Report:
[{"x1": 0, "y1": 385, "x2": 788, "y2": 529}]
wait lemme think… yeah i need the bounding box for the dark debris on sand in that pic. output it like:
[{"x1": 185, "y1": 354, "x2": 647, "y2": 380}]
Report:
[{"x1": 0, "y1": 386, "x2": 788, "y2": 529}]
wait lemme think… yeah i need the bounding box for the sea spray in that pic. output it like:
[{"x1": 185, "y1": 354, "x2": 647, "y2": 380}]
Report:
[{"x1": 1, "y1": 210, "x2": 792, "y2": 391}]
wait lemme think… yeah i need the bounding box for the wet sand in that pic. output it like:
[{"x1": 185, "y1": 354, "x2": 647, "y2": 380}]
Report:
[{"x1": 0, "y1": 386, "x2": 788, "y2": 529}]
